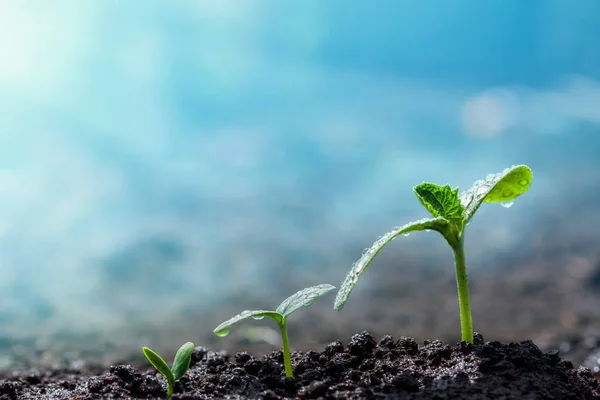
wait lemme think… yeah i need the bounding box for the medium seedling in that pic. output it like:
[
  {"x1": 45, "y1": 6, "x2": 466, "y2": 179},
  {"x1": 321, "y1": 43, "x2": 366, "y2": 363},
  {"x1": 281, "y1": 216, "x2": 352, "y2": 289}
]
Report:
[
  {"x1": 142, "y1": 342, "x2": 194, "y2": 396},
  {"x1": 213, "y1": 284, "x2": 335, "y2": 378},
  {"x1": 333, "y1": 165, "x2": 533, "y2": 343}
]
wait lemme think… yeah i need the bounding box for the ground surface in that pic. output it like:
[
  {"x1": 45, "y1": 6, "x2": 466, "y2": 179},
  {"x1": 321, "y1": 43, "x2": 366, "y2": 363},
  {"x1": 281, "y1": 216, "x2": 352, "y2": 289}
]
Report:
[{"x1": 2, "y1": 331, "x2": 599, "y2": 399}]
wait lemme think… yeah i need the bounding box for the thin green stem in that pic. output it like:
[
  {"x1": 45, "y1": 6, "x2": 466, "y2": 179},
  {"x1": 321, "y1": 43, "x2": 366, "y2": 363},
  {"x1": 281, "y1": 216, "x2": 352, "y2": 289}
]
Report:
[
  {"x1": 278, "y1": 321, "x2": 294, "y2": 378},
  {"x1": 451, "y1": 234, "x2": 474, "y2": 343},
  {"x1": 167, "y1": 377, "x2": 174, "y2": 396}
]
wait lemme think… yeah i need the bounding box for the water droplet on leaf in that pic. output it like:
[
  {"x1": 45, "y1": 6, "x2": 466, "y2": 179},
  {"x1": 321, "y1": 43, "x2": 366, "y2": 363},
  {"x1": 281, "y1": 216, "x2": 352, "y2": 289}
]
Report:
[
  {"x1": 476, "y1": 186, "x2": 488, "y2": 196},
  {"x1": 214, "y1": 327, "x2": 231, "y2": 337}
]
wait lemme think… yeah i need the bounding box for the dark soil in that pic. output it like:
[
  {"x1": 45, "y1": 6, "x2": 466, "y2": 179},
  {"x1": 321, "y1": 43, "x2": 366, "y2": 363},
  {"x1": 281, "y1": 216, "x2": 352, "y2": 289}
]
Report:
[{"x1": 1, "y1": 332, "x2": 599, "y2": 399}]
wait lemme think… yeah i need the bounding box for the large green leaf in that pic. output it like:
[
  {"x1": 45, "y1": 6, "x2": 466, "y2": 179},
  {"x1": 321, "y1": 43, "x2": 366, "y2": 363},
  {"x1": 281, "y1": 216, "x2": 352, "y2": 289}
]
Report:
[
  {"x1": 275, "y1": 284, "x2": 336, "y2": 318},
  {"x1": 459, "y1": 165, "x2": 532, "y2": 223},
  {"x1": 213, "y1": 310, "x2": 283, "y2": 337},
  {"x1": 171, "y1": 342, "x2": 194, "y2": 381},
  {"x1": 413, "y1": 183, "x2": 464, "y2": 221},
  {"x1": 142, "y1": 347, "x2": 174, "y2": 384},
  {"x1": 333, "y1": 217, "x2": 448, "y2": 311}
]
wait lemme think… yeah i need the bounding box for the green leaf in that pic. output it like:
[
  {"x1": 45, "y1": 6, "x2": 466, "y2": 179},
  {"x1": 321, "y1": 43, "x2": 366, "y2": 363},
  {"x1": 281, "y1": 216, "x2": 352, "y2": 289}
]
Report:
[
  {"x1": 213, "y1": 310, "x2": 283, "y2": 337},
  {"x1": 459, "y1": 165, "x2": 533, "y2": 223},
  {"x1": 413, "y1": 183, "x2": 464, "y2": 221},
  {"x1": 275, "y1": 284, "x2": 336, "y2": 318},
  {"x1": 333, "y1": 217, "x2": 448, "y2": 311},
  {"x1": 142, "y1": 347, "x2": 174, "y2": 384},
  {"x1": 171, "y1": 342, "x2": 194, "y2": 381}
]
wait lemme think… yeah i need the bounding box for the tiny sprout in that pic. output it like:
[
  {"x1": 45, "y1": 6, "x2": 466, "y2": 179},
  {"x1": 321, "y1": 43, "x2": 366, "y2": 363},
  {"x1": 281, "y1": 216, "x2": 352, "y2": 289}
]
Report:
[
  {"x1": 213, "y1": 284, "x2": 336, "y2": 378},
  {"x1": 142, "y1": 342, "x2": 194, "y2": 396},
  {"x1": 333, "y1": 165, "x2": 533, "y2": 344}
]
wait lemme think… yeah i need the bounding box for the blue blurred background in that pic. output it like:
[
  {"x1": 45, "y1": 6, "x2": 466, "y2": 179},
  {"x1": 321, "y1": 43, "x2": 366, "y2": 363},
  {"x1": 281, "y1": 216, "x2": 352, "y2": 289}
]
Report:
[{"x1": 1, "y1": 0, "x2": 600, "y2": 365}]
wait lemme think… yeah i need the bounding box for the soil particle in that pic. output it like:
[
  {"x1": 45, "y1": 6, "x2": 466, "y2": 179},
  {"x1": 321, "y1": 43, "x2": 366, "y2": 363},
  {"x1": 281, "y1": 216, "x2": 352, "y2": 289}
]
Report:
[{"x1": 1, "y1": 331, "x2": 599, "y2": 399}]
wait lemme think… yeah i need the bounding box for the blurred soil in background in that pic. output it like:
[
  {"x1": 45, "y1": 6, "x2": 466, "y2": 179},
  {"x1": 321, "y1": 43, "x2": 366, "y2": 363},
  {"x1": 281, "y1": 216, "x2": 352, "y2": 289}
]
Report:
[{"x1": 2, "y1": 225, "x2": 600, "y2": 377}]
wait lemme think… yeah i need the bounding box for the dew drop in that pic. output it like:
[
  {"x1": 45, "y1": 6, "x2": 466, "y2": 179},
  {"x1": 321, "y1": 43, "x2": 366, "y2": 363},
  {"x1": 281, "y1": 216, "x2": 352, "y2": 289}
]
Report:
[
  {"x1": 214, "y1": 327, "x2": 231, "y2": 337},
  {"x1": 252, "y1": 315, "x2": 265, "y2": 320},
  {"x1": 402, "y1": 233, "x2": 410, "y2": 237},
  {"x1": 460, "y1": 192, "x2": 474, "y2": 207},
  {"x1": 500, "y1": 201, "x2": 514, "y2": 208},
  {"x1": 502, "y1": 190, "x2": 513, "y2": 197},
  {"x1": 476, "y1": 186, "x2": 488, "y2": 196},
  {"x1": 348, "y1": 270, "x2": 359, "y2": 285},
  {"x1": 519, "y1": 179, "x2": 529, "y2": 186}
]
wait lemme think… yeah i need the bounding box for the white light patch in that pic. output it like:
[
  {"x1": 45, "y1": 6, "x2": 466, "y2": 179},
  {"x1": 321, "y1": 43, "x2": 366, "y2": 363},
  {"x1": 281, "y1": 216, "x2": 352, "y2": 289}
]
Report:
[{"x1": 461, "y1": 89, "x2": 521, "y2": 139}]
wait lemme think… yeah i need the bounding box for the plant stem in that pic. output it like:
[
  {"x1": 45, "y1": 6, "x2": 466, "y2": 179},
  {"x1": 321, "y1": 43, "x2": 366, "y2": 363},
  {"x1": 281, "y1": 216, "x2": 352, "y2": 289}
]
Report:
[
  {"x1": 451, "y1": 234, "x2": 474, "y2": 343},
  {"x1": 167, "y1": 379, "x2": 174, "y2": 396},
  {"x1": 278, "y1": 321, "x2": 294, "y2": 378}
]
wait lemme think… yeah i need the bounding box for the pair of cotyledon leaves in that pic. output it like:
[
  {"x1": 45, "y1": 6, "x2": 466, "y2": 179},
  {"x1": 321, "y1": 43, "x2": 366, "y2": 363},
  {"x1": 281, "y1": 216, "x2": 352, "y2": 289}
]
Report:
[
  {"x1": 214, "y1": 165, "x2": 533, "y2": 333},
  {"x1": 143, "y1": 342, "x2": 194, "y2": 396},
  {"x1": 214, "y1": 284, "x2": 336, "y2": 337}
]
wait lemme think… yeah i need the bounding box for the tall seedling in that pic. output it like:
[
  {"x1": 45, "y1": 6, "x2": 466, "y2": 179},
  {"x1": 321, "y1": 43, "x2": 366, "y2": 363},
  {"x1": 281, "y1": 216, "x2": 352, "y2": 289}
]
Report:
[{"x1": 333, "y1": 165, "x2": 533, "y2": 343}]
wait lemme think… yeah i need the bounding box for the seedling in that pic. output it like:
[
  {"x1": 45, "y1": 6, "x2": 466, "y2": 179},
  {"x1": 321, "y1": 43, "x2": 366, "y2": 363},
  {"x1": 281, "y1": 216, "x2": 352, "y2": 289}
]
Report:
[
  {"x1": 142, "y1": 342, "x2": 194, "y2": 396},
  {"x1": 333, "y1": 165, "x2": 533, "y2": 344},
  {"x1": 213, "y1": 284, "x2": 335, "y2": 378}
]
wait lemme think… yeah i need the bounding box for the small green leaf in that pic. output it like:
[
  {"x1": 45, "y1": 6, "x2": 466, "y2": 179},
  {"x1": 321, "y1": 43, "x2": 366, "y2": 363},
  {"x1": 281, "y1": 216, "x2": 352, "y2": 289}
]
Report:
[
  {"x1": 413, "y1": 183, "x2": 464, "y2": 221},
  {"x1": 459, "y1": 165, "x2": 533, "y2": 223},
  {"x1": 171, "y1": 342, "x2": 194, "y2": 381},
  {"x1": 275, "y1": 284, "x2": 336, "y2": 318},
  {"x1": 333, "y1": 217, "x2": 448, "y2": 311},
  {"x1": 213, "y1": 310, "x2": 283, "y2": 337},
  {"x1": 142, "y1": 347, "x2": 174, "y2": 384}
]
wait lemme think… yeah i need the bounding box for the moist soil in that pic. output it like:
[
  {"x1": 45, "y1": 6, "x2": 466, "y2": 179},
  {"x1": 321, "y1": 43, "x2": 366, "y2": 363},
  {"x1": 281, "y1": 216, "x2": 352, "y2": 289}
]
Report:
[{"x1": 1, "y1": 332, "x2": 599, "y2": 399}]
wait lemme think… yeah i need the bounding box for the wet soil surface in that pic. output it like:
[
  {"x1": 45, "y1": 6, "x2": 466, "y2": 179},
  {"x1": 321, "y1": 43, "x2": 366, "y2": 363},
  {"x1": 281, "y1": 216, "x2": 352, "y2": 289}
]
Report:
[{"x1": 2, "y1": 331, "x2": 599, "y2": 399}]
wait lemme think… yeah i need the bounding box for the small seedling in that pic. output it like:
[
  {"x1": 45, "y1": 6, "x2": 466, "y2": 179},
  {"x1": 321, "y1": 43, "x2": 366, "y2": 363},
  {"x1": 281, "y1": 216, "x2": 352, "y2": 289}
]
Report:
[
  {"x1": 142, "y1": 342, "x2": 194, "y2": 396},
  {"x1": 333, "y1": 165, "x2": 533, "y2": 344},
  {"x1": 213, "y1": 284, "x2": 335, "y2": 378}
]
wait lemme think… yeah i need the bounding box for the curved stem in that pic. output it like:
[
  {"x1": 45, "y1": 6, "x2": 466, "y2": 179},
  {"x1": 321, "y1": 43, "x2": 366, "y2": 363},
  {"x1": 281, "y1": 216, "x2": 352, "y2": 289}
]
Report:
[
  {"x1": 451, "y1": 234, "x2": 474, "y2": 343},
  {"x1": 278, "y1": 321, "x2": 294, "y2": 378}
]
